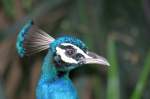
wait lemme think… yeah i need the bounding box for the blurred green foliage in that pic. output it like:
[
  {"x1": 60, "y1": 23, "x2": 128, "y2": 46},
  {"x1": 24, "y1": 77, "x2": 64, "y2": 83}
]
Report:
[
  {"x1": 107, "y1": 36, "x2": 120, "y2": 99},
  {"x1": 2, "y1": 0, "x2": 15, "y2": 19},
  {"x1": 131, "y1": 50, "x2": 150, "y2": 99}
]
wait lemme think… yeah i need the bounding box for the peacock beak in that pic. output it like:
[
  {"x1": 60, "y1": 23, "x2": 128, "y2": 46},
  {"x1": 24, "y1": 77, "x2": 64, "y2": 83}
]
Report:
[{"x1": 79, "y1": 51, "x2": 110, "y2": 66}]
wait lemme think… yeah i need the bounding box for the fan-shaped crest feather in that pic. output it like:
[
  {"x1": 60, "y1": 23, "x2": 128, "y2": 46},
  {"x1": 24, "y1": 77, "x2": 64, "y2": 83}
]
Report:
[{"x1": 16, "y1": 20, "x2": 55, "y2": 57}]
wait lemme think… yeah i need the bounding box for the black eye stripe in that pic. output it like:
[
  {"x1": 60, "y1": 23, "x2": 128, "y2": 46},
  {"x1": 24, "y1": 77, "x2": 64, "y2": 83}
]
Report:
[
  {"x1": 59, "y1": 45, "x2": 74, "y2": 49},
  {"x1": 65, "y1": 45, "x2": 74, "y2": 49},
  {"x1": 58, "y1": 45, "x2": 76, "y2": 56},
  {"x1": 59, "y1": 44, "x2": 87, "y2": 53},
  {"x1": 59, "y1": 45, "x2": 77, "y2": 56}
]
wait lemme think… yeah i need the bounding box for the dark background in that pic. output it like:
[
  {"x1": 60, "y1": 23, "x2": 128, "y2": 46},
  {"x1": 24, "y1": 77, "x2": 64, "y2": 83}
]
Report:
[{"x1": 0, "y1": 0, "x2": 150, "y2": 99}]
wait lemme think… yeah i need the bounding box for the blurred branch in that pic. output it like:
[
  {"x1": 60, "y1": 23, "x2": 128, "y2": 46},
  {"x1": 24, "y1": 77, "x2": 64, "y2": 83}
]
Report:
[
  {"x1": 5, "y1": 55, "x2": 21, "y2": 99},
  {"x1": 14, "y1": 0, "x2": 25, "y2": 20},
  {"x1": 0, "y1": 10, "x2": 9, "y2": 29},
  {"x1": 111, "y1": 32, "x2": 135, "y2": 46},
  {"x1": 93, "y1": 76, "x2": 102, "y2": 99},
  {"x1": 0, "y1": 81, "x2": 6, "y2": 99},
  {"x1": 144, "y1": 0, "x2": 150, "y2": 24},
  {"x1": 0, "y1": 38, "x2": 15, "y2": 76},
  {"x1": 74, "y1": 76, "x2": 92, "y2": 99}
]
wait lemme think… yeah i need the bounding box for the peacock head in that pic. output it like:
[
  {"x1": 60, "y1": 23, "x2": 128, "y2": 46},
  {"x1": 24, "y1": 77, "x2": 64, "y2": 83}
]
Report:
[
  {"x1": 16, "y1": 20, "x2": 110, "y2": 72},
  {"x1": 50, "y1": 36, "x2": 110, "y2": 71}
]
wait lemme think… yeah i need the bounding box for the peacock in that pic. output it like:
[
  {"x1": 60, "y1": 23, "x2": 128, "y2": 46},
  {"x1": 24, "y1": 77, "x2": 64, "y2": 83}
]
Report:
[{"x1": 16, "y1": 20, "x2": 110, "y2": 99}]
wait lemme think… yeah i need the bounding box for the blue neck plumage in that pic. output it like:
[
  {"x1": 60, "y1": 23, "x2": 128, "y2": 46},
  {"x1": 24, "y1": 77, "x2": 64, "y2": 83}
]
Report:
[
  {"x1": 40, "y1": 50, "x2": 57, "y2": 81},
  {"x1": 36, "y1": 49, "x2": 78, "y2": 99},
  {"x1": 40, "y1": 50, "x2": 68, "y2": 81}
]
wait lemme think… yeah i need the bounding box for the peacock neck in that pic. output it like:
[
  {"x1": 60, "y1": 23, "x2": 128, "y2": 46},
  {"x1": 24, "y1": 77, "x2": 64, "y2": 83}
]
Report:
[
  {"x1": 40, "y1": 50, "x2": 69, "y2": 82},
  {"x1": 36, "y1": 50, "x2": 78, "y2": 99}
]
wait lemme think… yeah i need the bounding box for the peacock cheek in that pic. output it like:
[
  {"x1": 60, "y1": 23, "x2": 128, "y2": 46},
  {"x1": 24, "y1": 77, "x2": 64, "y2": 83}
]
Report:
[{"x1": 53, "y1": 55, "x2": 67, "y2": 68}]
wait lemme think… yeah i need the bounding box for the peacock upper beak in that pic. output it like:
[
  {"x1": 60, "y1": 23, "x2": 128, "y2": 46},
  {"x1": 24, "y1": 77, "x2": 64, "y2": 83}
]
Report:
[{"x1": 79, "y1": 51, "x2": 110, "y2": 66}]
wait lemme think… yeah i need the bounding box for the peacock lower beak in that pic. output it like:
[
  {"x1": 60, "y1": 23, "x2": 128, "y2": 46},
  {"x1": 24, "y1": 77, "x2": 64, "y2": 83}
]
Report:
[{"x1": 79, "y1": 51, "x2": 110, "y2": 66}]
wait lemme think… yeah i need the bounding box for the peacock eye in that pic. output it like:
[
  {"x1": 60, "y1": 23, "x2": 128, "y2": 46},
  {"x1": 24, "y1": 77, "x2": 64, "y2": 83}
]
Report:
[{"x1": 65, "y1": 48, "x2": 76, "y2": 56}]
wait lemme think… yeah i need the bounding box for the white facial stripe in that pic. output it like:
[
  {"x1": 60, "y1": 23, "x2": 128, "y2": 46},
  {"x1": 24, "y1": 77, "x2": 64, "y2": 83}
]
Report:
[
  {"x1": 56, "y1": 47, "x2": 78, "y2": 64},
  {"x1": 61, "y1": 43, "x2": 91, "y2": 59},
  {"x1": 56, "y1": 43, "x2": 94, "y2": 64}
]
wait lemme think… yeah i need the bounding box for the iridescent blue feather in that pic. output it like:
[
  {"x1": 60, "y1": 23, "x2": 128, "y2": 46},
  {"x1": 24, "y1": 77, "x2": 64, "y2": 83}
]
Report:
[{"x1": 16, "y1": 20, "x2": 33, "y2": 57}]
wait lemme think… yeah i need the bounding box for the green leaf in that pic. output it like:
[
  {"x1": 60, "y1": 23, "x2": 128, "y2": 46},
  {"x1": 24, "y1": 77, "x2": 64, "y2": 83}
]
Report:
[
  {"x1": 131, "y1": 50, "x2": 150, "y2": 99},
  {"x1": 107, "y1": 36, "x2": 120, "y2": 99}
]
